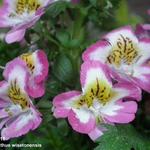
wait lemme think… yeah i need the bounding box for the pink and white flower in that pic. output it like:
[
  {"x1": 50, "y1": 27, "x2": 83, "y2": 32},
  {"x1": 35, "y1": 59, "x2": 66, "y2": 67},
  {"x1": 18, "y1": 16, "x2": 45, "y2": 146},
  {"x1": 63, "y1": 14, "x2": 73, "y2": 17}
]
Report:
[
  {"x1": 83, "y1": 26, "x2": 150, "y2": 93},
  {"x1": 0, "y1": 58, "x2": 42, "y2": 140},
  {"x1": 0, "y1": 0, "x2": 58, "y2": 43},
  {"x1": 4, "y1": 50, "x2": 49, "y2": 98},
  {"x1": 53, "y1": 61, "x2": 141, "y2": 140}
]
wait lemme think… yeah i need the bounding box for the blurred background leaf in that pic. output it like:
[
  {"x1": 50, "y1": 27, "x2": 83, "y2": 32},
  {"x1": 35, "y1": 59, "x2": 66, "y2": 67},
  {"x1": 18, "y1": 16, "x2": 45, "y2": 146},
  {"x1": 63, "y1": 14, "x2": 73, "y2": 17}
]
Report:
[{"x1": 115, "y1": 0, "x2": 143, "y2": 27}]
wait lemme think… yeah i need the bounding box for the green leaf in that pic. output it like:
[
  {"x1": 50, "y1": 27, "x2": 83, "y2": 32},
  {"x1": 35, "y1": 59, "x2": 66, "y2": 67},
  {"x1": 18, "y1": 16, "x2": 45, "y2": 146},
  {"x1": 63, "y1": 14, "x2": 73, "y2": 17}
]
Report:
[
  {"x1": 46, "y1": 1, "x2": 69, "y2": 18},
  {"x1": 95, "y1": 125, "x2": 148, "y2": 150},
  {"x1": 56, "y1": 31, "x2": 70, "y2": 47},
  {"x1": 52, "y1": 53, "x2": 75, "y2": 85},
  {"x1": 89, "y1": 0, "x2": 97, "y2": 6}
]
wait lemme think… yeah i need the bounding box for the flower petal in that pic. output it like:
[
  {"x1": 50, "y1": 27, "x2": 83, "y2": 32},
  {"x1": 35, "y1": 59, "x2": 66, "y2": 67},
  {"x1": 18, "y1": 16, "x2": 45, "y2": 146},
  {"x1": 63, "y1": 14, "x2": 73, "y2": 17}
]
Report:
[
  {"x1": 103, "y1": 97, "x2": 138, "y2": 123},
  {"x1": 20, "y1": 50, "x2": 49, "y2": 98},
  {"x1": 99, "y1": 82, "x2": 139, "y2": 120},
  {"x1": 82, "y1": 40, "x2": 111, "y2": 63},
  {"x1": 113, "y1": 82, "x2": 142, "y2": 101},
  {"x1": 0, "y1": 99, "x2": 10, "y2": 108},
  {"x1": 103, "y1": 26, "x2": 138, "y2": 46},
  {"x1": 1, "y1": 107, "x2": 42, "y2": 140},
  {"x1": 116, "y1": 100, "x2": 137, "y2": 114},
  {"x1": 105, "y1": 112, "x2": 136, "y2": 123},
  {"x1": 27, "y1": 81, "x2": 45, "y2": 98},
  {"x1": 132, "y1": 65, "x2": 150, "y2": 92},
  {"x1": 5, "y1": 28, "x2": 26, "y2": 44},
  {"x1": 33, "y1": 50, "x2": 49, "y2": 83},
  {"x1": 68, "y1": 109, "x2": 95, "y2": 134},
  {"x1": 53, "y1": 91, "x2": 81, "y2": 118},
  {"x1": 80, "y1": 61, "x2": 111, "y2": 92},
  {"x1": 0, "y1": 81, "x2": 10, "y2": 102},
  {"x1": 88, "y1": 127, "x2": 103, "y2": 141},
  {"x1": 0, "y1": 109, "x2": 9, "y2": 118},
  {"x1": 3, "y1": 58, "x2": 29, "y2": 92},
  {"x1": 0, "y1": 1, "x2": 11, "y2": 28},
  {"x1": 136, "y1": 38, "x2": 150, "y2": 65}
]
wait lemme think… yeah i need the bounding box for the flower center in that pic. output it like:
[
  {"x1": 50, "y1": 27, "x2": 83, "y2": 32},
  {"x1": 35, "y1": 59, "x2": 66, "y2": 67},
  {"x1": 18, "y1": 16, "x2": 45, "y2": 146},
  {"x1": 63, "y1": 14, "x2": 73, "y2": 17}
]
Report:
[
  {"x1": 107, "y1": 34, "x2": 139, "y2": 67},
  {"x1": 8, "y1": 79, "x2": 30, "y2": 110},
  {"x1": 76, "y1": 79, "x2": 115, "y2": 108},
  {"x1": 15, "y1": 0, "x2": 41, "y2": 15},
  {"x1": 20, "y1": 52, "x2": 35, "y2": 74}
]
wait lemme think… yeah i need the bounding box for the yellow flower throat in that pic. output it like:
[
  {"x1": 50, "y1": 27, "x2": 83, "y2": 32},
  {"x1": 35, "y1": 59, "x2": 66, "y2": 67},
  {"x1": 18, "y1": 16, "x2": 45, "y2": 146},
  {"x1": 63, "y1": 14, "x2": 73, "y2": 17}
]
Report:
[
  {"x1": 76, "y1": 79, "x2": 114, "y2": 108},
  {"x1": 8, "y1": 79, "x2": 30, "y2": 109},
  {"x1": 107, "y1": 35, "x2": 138, "y2": 67},
  {"x1": 16, "y1": 0, "x2": 41, "y2": 14},
  {"x1": 20, "y1": 52, "x2": 35, "y2": 74}
]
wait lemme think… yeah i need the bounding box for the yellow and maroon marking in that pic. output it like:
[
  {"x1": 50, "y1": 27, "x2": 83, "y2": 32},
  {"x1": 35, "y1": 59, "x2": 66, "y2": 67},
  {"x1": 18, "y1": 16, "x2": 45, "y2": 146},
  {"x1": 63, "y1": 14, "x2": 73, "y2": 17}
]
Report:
[
  {"x1": 75, "y1": 79, "x2": 115, "y2": 108},
  {"x1": 20, "y1": 52, "x2": 35, "y2": 74},
  {"x1": 8, "y1": 79, "x2": 30, "y2": 109},
  {"x1": 107, "y1": 34, "x2": 138, "y2": 67},
  {"x1": 16, "y1": 0, "x2": 41, "y2": 14}
]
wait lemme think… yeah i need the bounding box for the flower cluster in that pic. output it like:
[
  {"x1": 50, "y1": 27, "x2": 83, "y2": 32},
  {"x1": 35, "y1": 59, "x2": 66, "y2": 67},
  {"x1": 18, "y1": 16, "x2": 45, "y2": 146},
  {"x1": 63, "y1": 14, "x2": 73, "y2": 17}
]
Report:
[
  {"x1": 53, "y1": 26, "x2": 150, "y2": 140},
  {"x1": 0, "y1": 0, "x2": 77, "y2": 141},
  {"x1": 0, "y1": 0, "x2": 149, "y2": 144},
  {"x1": 0, "y1": 50, "x2": 49, "y2": 140},
  {"x1": 83, "y1": 26, "x2": 150, "y2": 93}
]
